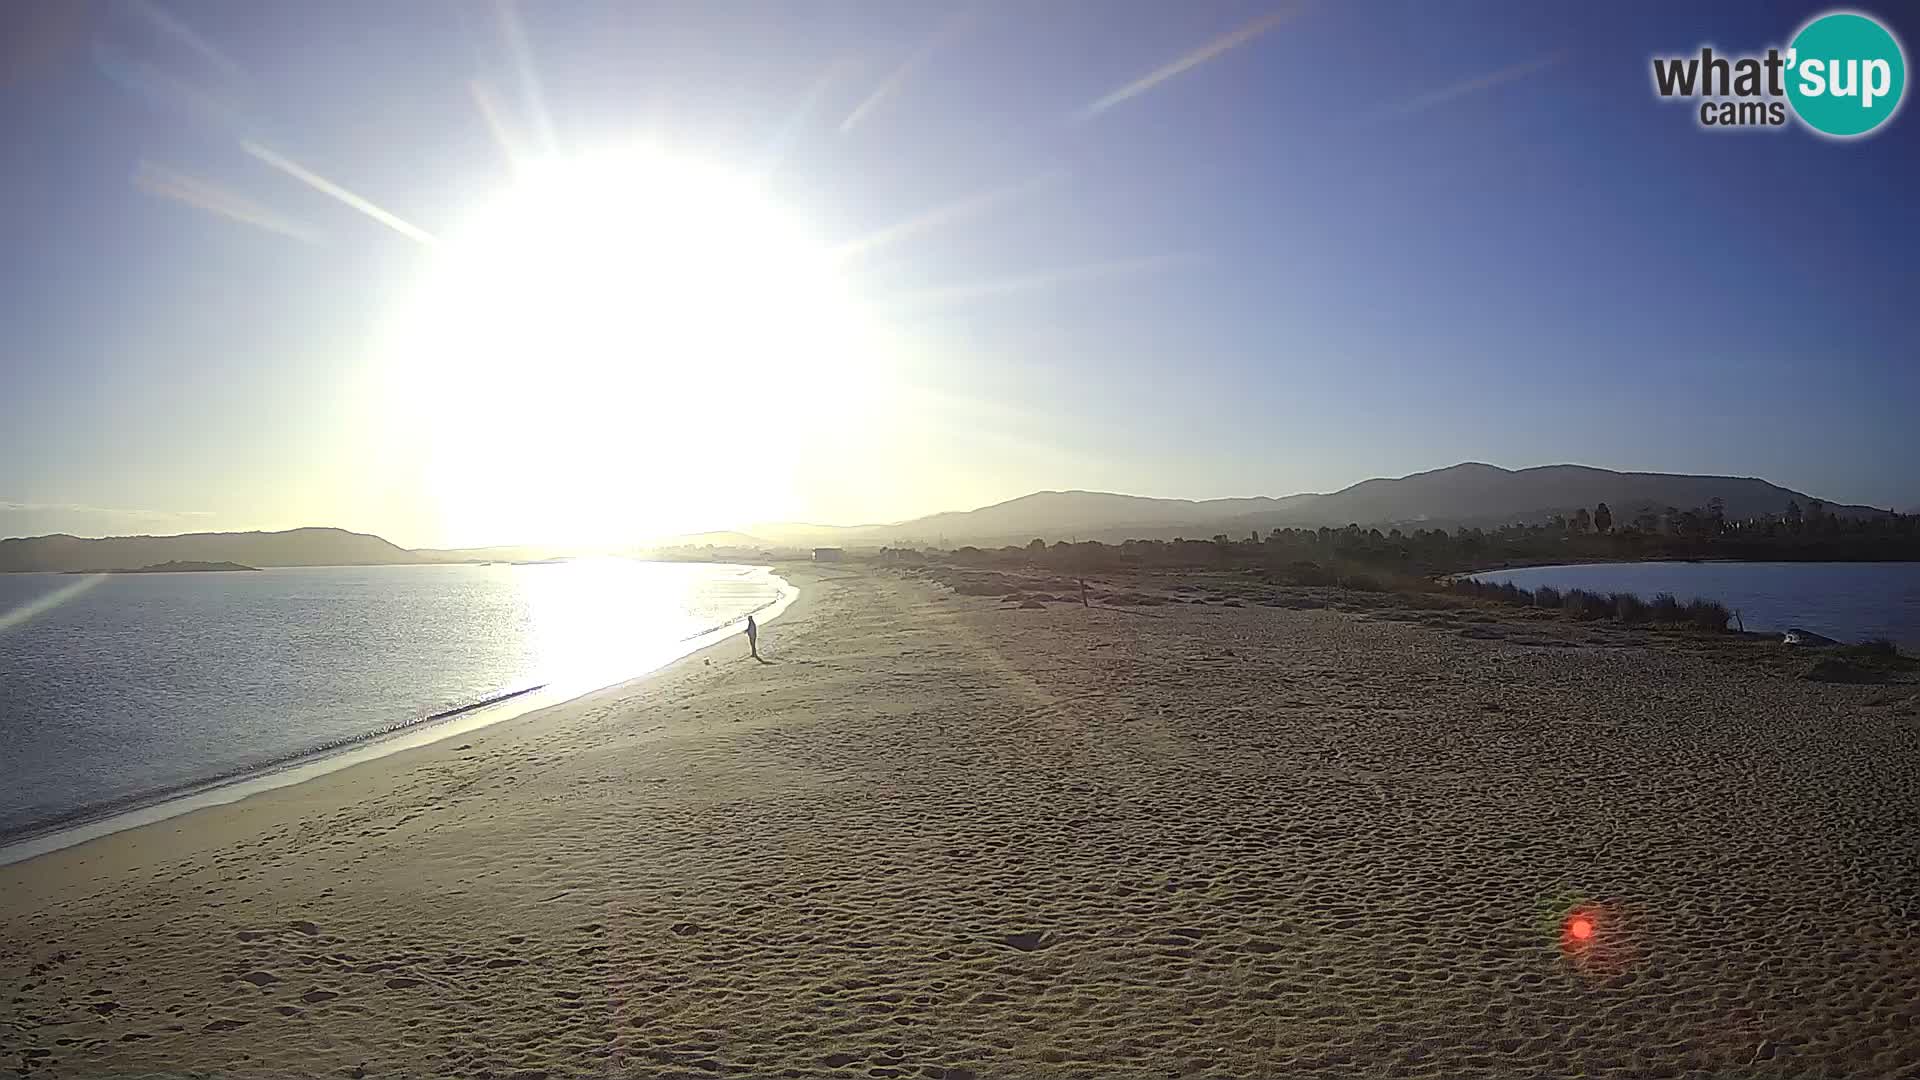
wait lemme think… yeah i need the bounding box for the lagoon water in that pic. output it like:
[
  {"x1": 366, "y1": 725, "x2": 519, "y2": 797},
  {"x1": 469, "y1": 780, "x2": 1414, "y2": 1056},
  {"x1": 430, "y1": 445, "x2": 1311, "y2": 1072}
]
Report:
[
  {"x1": 0, "y1": 561, "x2": 783, "y2": 843},
  {"x1": 1469, "y1": 561, "x2": 1920, "y2": 649}
]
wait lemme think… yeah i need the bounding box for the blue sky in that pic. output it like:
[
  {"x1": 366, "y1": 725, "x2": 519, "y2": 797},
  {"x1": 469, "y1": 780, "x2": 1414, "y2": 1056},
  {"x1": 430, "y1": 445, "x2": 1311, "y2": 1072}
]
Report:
[{"x1": 2, "y1": 1, "x2": 1916, "y2": 546}]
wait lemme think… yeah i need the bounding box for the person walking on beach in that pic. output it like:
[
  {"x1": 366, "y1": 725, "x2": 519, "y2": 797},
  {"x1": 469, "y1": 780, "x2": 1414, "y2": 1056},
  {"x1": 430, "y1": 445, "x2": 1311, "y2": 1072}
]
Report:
[{"x1": 744, "y1": 614, "x2": 759, "y2": 660}]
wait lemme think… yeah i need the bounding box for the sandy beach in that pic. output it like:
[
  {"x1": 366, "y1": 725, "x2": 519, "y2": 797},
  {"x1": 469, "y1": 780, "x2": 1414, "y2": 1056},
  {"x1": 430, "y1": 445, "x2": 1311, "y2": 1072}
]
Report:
[{"x1": 4, "y1": 565, "x2": 1918, "y2": 1078}]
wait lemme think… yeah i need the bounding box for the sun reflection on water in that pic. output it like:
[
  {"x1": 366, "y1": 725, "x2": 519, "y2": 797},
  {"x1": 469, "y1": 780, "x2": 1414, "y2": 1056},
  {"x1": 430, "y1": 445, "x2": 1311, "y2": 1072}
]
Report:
[{"x1": 517, "y1": 559, "x2": 774, "y2": 695}]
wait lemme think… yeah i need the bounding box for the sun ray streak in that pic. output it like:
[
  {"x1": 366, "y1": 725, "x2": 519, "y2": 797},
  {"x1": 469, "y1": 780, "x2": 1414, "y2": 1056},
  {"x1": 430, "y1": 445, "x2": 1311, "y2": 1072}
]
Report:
[
  {"x1": 496, "y1": 0, "x2": 558, "y2": 154},
  {"x1": 93, "y1": 42, "x2": 246, "y2": 131},
  {"x1": 470, "y1": 78, "x2": 526, "y2": 167},
  {"x1": 133, "y1": 160, "x2": 322, "y2": 243},
  {"x1": 127, "y1": 0, "x2": 247, "y2": 83},
  {"x1": 241, "y1": 142, "x2": 437, "y2": 245},
  {"x1": 0, "y1": 574, "x2": 105, "y2": 637},
  {"x1": 831, "y1": 169, "x2": 1067, "y2": 262},
  {"x1": 1370, "y1": 51, "x2": 1567, "y2": 119},
  {"x1": 759, "y1": 58, "x2": 855, "y2": 176},
  {"x1": 841, "y1": 9, "x2": 974, "y2": 134},
  {"x1": 886, "y1": 253, "x2": 1204, "y2": 309},
  {"x1": 1080, "y1": 3, "x2": 1309, "y2": 119}
]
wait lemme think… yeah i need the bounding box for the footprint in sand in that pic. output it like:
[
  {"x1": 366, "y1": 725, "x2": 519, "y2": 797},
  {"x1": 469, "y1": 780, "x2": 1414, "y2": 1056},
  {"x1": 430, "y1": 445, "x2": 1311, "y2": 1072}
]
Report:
[{"x1": 995, "y1": 931, "x2": 1056, "y2": 952}]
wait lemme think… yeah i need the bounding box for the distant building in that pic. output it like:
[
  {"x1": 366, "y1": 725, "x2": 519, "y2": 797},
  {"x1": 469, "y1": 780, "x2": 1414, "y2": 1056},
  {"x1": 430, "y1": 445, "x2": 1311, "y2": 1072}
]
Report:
[{"x1": 813, "y1": 547, "x2": 844, "y2": 563}]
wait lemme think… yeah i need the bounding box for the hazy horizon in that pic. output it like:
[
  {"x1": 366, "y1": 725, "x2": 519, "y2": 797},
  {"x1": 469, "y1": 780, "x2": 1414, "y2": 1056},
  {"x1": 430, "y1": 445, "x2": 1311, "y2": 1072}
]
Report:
[
  {"x1": 5, "y1": 2, "x2": 1916, "y2": 549},
  {"x1": 3, "y1": 457, "x2": 1908, "y2": 549}
]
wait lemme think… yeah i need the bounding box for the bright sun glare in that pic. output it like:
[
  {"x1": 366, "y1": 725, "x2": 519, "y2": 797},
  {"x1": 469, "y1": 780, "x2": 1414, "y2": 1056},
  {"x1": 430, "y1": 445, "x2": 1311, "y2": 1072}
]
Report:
[{"x1": 381, "y1": 148, "x2": 879, "y2": 548}]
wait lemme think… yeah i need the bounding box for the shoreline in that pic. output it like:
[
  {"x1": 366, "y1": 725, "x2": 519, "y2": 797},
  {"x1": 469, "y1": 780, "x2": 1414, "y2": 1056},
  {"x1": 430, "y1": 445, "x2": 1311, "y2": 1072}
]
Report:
[
  {"x1": 1462, "y1": 560, "x2": 1920, "y2": 647},
  {"x1": 5, "y1": 565, "x2": 1915, "y2": 1078},
  {"x1": 0, "y1": 566, "x2": 799, "y2": 867}
]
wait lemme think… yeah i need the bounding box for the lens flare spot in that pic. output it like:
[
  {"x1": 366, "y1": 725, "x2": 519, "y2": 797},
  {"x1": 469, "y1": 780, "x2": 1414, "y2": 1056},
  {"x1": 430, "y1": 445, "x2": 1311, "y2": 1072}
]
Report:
[{"x1": 1568, "y1": 916, "x2": 1595, "y2": 941}]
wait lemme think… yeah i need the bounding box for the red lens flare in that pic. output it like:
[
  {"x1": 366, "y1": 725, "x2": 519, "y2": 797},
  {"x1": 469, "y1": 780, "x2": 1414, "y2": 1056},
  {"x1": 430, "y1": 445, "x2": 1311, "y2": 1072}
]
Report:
[
  {"x1": 1559, "y1": 905, "x2": 1637, "y2": 980},
  {"x1": 1560, "y1": 908, "x2": 1604, "y2": 954}
]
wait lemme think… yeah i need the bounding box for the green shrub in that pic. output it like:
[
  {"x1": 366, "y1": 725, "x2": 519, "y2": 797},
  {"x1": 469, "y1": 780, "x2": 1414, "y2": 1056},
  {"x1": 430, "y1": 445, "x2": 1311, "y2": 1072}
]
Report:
[
  {"x1": 1564, "y1": 589, "x2": 1610, "y2": 620},
  {"x1": 1803, "y1": 657, "x2": 1880, "y2": 683},
  {"x1": 1340, "y1": 573, "x2": 1388, "y2": 593},
  {"x1": 1278, "y1": 560, "x2": 1335, "y2": 587},
  {"x1": 1683, "y1": 598, "x2": 1731, "y2": 631},
  {"x1": 1611, "y1": 592, "x2": 1649, "y2": 623}
]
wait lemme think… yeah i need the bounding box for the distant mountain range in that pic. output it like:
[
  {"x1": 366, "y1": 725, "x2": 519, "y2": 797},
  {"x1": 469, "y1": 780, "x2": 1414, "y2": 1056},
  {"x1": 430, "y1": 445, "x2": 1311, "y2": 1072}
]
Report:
[
  {"x1": 0, "y1": 527, "x2": 422, "y2": 574},
  {"x1": 0, "y1": 464, "x2": 1894, "y2": 572},
  {"x1": 735, "y1": 463, "x2": 1891, "y2": 548}
]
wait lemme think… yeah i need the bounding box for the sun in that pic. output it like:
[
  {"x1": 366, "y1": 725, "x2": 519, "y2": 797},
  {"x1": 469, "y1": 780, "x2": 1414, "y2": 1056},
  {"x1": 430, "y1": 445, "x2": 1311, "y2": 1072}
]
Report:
[{"x1": 378, "y1": 147, "x2": 879, "y2": 548}]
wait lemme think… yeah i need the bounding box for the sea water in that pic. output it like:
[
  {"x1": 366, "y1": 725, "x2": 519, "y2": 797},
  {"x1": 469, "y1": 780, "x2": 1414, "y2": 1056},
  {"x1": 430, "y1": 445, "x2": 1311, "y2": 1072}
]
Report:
[
  {"x1": 1469, "y1": 561, "x2": 1920, "y2": 648},
  {"x1": 0, "y1": 560, "x2": 784, "y2": 846}
]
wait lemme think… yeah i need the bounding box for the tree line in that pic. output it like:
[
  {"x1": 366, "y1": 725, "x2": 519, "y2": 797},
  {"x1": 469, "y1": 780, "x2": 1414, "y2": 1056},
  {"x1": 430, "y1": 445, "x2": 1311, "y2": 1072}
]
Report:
[{"x1": 879, "y1": 500, "x2": 1920, "y2": 578}]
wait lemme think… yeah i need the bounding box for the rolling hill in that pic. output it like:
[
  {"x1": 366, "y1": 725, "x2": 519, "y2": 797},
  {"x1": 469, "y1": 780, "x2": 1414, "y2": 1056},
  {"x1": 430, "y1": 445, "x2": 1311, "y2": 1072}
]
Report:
[
  {"x1": 0, "y1": 527, "x2": 426, "y2": 574},
  {"x1": 2, "y1": 464, "x2": 1892, "y2": 568},
  {"x1": 781, "y1": 463, "x2": 1889, "y2": 547},
  {"x1": 1224, "y1": 463, "x2": 1884, "y2": 533}
]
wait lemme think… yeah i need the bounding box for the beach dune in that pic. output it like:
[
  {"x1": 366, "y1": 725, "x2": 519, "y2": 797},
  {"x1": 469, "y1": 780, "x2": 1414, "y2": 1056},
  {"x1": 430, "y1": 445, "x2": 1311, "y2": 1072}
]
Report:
[{"x1": 4, "y1": 568, "x2": 1918, "y2": 1078}]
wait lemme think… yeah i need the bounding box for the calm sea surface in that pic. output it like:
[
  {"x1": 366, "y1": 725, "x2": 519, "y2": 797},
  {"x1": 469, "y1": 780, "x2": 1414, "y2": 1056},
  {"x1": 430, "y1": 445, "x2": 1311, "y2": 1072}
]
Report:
[
  {"x1": 1469, "y1": 561, "x2": 1920, "y2": 648},
  {"x1": 0, "y1": 561, "x2": 784, "y2": 843}
]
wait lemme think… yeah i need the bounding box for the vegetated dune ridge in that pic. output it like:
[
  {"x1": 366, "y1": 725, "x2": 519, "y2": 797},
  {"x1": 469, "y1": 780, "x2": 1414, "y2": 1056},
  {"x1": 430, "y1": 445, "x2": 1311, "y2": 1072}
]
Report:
[{"x1": 3, "y1": 566, "x2": 1917, "y2": 1079}]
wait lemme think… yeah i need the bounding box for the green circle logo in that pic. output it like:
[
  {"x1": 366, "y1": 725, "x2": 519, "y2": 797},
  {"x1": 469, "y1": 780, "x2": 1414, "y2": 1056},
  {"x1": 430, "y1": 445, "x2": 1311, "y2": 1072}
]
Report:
[{"x1": 1786, "y1": 11, "x2": 1907, "y2": 138}]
